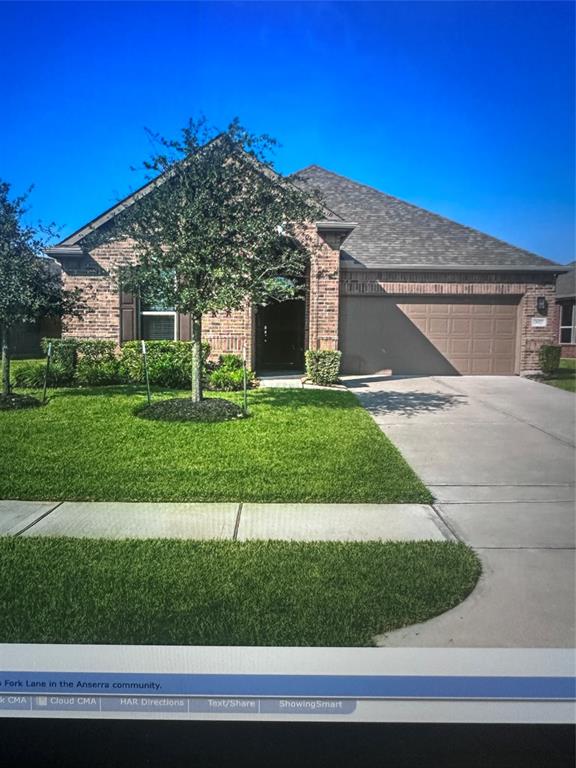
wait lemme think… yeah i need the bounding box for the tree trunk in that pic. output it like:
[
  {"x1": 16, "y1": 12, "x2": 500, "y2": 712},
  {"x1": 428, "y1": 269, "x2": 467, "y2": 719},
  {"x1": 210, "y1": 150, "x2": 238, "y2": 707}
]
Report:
[
  {"x1": 1, "y1": 324, "x2": 11, "y2": 397},
  {"x1": 191, "y1": 313, "x2": 203, "y2": 403}
]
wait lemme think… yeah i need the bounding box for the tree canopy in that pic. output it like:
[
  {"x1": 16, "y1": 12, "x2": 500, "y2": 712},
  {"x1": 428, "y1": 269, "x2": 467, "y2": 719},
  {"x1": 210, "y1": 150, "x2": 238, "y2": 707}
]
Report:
[
  {"x1": 97, "y1": 117, "x2": 325, "y2": 400},
  {"x1": 0, "y1": 181, "x2": 82, "y2": 395}
]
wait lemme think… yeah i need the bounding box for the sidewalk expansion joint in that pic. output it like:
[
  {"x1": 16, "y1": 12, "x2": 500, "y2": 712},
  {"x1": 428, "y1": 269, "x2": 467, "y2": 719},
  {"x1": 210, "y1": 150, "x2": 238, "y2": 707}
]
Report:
[
  {"x1": 431, "y1": 503, "x2": 462, "y2": 543},
  {"x1": 233, "y1": 502, "x2": 243, "y2": 541},
  {"x1": 15, "y1": 501, "x2": 64, "y2": 537}
]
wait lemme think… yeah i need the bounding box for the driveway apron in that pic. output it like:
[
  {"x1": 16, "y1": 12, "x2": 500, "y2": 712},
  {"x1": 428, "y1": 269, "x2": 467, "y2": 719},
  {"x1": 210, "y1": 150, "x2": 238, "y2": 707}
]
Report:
[{"x1": 346, "y1": 374, "x2": 576, "y2": 648}]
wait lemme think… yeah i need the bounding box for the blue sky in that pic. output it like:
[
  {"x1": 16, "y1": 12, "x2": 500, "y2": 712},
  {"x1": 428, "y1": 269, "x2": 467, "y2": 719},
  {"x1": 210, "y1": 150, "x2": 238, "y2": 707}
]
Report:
[{"x1": 0, "y1": 1, "x2": 574, "y2": 263}]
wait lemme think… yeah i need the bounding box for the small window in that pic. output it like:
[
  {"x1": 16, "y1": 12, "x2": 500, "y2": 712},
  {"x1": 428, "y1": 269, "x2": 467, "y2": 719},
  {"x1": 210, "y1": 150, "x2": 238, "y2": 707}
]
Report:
[
  {"x1": 141, "y1": 312, "x2": 177, "y2": 340},
  {"x1": 559, "y1": 301, "x2": 575, "y2": 345}
]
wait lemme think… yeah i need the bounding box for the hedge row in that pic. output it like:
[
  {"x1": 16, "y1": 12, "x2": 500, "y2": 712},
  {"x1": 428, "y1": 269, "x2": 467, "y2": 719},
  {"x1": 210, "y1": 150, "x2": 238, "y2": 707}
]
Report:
[
  {"x1": 13, "y1": 339, "x2": 254, "y2": 392},
  {"x1": 120, "y1": 341, "x2": 212, "y2": 389},
  {"x1": 15, "y1": 342, "x2": 344, "y2": 389}
]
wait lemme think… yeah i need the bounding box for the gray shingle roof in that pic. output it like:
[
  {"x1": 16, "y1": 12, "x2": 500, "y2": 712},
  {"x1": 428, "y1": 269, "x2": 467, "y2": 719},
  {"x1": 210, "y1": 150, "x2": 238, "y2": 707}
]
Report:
[
  {"x1": 292, "y1": 165, "x2": 557, "y2": 270},
  {"x1": 556, "y1": 267, "x2": 575, "y2": 299}
]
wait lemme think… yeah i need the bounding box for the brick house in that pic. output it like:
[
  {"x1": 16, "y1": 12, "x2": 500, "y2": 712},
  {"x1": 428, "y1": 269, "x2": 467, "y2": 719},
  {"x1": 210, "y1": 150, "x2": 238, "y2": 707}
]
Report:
[
  {"x1": 47, "y1": 164, "x2": 566, "y2": 376},
  {"x1": 11, "y1": 257, "x2": 62, "y2": 358},
  {"x1": 11, "y1": 317, "x2": 61, "y2": 359},
  {"x1": 554, "y1": 265, "x2": 576, "y2": 359}
]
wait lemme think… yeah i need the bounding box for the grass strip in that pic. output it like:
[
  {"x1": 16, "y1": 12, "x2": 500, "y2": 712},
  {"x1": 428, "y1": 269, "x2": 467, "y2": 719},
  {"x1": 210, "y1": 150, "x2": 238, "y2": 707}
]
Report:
[
  {"x1": 0, "y1": 536, "x2": 480, "y2": 646},
  {"x1": 546, "y1": 359, "x2": 576, "y2": 393}
]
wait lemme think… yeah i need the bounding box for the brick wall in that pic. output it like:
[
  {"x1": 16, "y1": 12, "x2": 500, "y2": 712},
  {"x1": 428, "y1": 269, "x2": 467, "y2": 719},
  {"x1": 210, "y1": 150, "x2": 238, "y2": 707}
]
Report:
[
  {"x1": 202, "y1": 304, "x2": 253, "y2": 363},
  {"x1": 340, "y1": 269, "x2": 555, "y2": 296},
  {"x1": 58, "y1": 241, "x2": 137, "y2": 341},
  {"x1": 56, "y1": 225, "x2": 343, "y2": 367},
  {"x1": 55, "y1": 229, "x2": 341, "y2": 367},
  {"x1": 59, "y1": 239, "x2": 255, "y2": 358},
  {"x1": 307, "y1": 227, "x2": 341, "y2": 351},
  {"x1": 341, "y1": 269, "x2": 558, "y2": 374},
  {"x1": 56, "y1": 240, "x2": 559, "y2": 376},
  {"x1": 517, "y1": 283, "x2": 558, "y2": 372}
]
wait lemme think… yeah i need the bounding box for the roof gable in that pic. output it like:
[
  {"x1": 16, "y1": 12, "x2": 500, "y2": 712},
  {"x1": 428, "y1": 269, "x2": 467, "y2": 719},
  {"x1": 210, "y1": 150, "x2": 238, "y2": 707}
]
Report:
[{"x1": 52, "y1": 145, "x2": 340, "y2": 251}]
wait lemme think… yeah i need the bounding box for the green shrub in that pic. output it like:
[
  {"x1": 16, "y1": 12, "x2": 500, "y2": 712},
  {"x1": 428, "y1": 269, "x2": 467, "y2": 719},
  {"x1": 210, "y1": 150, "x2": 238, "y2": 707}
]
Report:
[
  {"x1": 217, "y1": 353, "x2": 244, "y2": 371},
  {"x1": 75, "y1": 359, "x2": 120, "y2": 386},
  {"x1": 118, "y1": 343, "x2": 145, "y2": 384},
  {"x1": 305, "y1": 350, "x2": 342, "y2": 386},
  {"x1": 204, "y1": 354, "x2": 254, "y2": 391},
  {"x1": 207, "y1": 367, "x2": 254, "y2": 391},
  {"x1": 539, "y1": 345, "x2": 562, "y2": 377},
  {"x1": 75, "y1": 340, "x2": 120, "y2": 386},
  {"x1": 39, "y1": 339, "x2": 121, "y2": 387},
  {"x1": 119, "y1": 341, "x2": 211, "y2": 388},
  {"x1": 12, "y1": 359, "x2": 73, "y2": 388},
  {"x1": 41, "y1": 338, "x2": 78, "y2": 380},
  {"x1": 48, "y1": 361, "x2": 74, "y2": 386},
  {"x1": 12, "y1": 360, "x2": 46, "y2": 388},
  {"x1": 76, "y1": 340, "x2": 117, "y2": 361}
]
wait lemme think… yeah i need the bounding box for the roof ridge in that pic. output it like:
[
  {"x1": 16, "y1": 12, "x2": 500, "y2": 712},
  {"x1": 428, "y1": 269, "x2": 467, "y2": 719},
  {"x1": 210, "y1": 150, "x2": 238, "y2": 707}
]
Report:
[
  {"x1": 288, "y1": 165, "x2": 343, "y2": 221},
  {"x1": 294, "y1": 165, "x2": 555, "y2": 265},
  {"x1": 290, "y1": 163, "x2": 325, "y2": 176}
]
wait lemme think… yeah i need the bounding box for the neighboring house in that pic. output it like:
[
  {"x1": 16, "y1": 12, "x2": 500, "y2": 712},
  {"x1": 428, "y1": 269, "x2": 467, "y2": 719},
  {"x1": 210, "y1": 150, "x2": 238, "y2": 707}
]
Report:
[
  {"x1": 554, "y1": 263, "x2": 576, "y2": 358},
  {"x1": 11, "y1": 257, "x2": 62, "y2": 358},
  {"x1": 47, "y1": 164, "x2": 566, "y2": 376},
  {"x1": 11, "y1": 318, "x2": 61, "y2": 359}
]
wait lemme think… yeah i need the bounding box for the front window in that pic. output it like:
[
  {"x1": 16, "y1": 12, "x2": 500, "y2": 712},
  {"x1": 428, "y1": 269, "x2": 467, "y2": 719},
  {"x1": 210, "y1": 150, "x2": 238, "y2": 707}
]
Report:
[
  {"x1": 559, "y1": 301, "x2": 575, "y2": 345},
  {"x1": 140, "y1": 300, "x2": 177, "y2": 341}
]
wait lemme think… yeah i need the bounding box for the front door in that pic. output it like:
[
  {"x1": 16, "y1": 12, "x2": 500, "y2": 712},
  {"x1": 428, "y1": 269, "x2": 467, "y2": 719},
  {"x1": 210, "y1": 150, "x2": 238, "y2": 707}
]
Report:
[{"x1": 255, "y1": 299, "x2": 305, "y2": 372}]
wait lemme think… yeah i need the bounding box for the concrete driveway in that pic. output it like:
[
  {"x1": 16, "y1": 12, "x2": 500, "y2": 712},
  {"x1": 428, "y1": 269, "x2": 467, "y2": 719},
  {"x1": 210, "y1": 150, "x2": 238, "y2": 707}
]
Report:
[{"x1": 346, "y1": 374, "x2": 576, "y2": 648}]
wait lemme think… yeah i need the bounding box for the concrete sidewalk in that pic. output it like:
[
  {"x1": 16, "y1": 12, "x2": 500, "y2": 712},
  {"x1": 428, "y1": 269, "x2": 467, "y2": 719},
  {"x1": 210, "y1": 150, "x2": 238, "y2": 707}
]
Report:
[
  {"x1": 347, "y1": 374, "x2": 576, "y2": 648},
  {"x1": 0, "y1": 499, "x2": 450, "y2": 542}
]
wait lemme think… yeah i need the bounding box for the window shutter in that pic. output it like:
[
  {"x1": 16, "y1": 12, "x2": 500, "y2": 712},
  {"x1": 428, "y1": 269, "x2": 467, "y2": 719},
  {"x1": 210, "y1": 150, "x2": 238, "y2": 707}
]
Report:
[
  {"x1": 120, "y1": 290, "x2": 138, "y2": 342},
  {"x1": 178, "y1": 313, "x2": 191, "y2": 341}
]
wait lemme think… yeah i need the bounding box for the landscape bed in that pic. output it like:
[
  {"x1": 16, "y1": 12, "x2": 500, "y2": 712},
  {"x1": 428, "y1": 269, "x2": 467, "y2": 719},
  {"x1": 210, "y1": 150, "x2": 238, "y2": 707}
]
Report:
[
  {"x1": 0, "y1": 537, "x2": 481, "y2": 646},
  {"x1": 0, "y1": 386, "x2": 432, "y2": 503}
]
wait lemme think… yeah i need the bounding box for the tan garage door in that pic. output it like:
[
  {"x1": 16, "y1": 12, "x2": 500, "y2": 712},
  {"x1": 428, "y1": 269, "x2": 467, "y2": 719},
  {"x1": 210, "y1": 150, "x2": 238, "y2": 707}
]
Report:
[{"x1": 339, "y1": 296, "x2": 519, "y2": 375}]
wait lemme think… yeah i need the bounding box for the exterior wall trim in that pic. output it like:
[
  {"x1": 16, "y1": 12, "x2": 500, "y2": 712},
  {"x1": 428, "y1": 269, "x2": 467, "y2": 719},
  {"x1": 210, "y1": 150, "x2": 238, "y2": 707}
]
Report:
[{"x1": 340, "y1": 264, "x2": 565, "y2": 273}]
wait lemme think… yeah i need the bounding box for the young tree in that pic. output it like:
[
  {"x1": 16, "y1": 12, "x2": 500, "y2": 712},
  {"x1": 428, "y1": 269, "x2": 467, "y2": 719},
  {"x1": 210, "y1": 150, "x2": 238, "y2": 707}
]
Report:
[
  {"x1": 102, "y1": 118, "x2": 323, "y2": 402},
  {"x1": 0, "y1": 181, "x2": 82, "y2": 397}
]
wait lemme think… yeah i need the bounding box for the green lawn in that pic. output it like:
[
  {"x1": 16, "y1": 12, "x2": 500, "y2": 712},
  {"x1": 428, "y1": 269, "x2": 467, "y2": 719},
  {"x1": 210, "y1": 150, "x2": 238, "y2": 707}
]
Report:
[
  {"x1": 0, "y1": 537, "x2": 480, "y2": 646},
  {"x1": 0, "y1": 385, "x2": 431, "y2": 503},
  {"x1": 546, "y1": 358, "x2": 576, "y2": 393}
]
